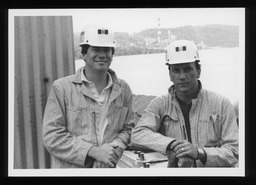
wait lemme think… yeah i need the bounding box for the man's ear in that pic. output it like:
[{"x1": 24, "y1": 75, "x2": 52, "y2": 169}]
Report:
[
  {"x1": 81, "y1": 52, "x2": 87, "y2": 61},
  {"x1": 197, "y1": 69, "x2": 201, "y2": 79},
  {"x1": 169, "y1": 71, "x2": 173, "y2": 82}
]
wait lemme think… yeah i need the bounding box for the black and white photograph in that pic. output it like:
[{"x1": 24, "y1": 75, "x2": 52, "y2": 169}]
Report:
[{"x1": 8, "y1": 8, "x2": 245, "y2": 176}]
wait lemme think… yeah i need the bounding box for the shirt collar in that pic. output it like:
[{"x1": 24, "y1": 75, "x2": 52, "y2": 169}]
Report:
[{"x1": 81, "y1": 68, "x2": 113, "y2": 88}]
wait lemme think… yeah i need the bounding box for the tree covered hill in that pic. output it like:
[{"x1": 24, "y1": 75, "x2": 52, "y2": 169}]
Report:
[{"x1": 74, "y1": 24, "x2": 239, "y2": 59}]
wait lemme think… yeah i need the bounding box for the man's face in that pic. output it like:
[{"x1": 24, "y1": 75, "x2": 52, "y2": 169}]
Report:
[
  {"x1": 82, "y1": 46, "x2": 113, "y2": 71},
  {"x1": 169, "y1": 62, "x2": 201, "y2": 93}
]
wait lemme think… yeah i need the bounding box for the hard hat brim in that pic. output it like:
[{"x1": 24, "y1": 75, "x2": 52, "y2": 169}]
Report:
[
  {"x1": 166, "y1": 60, "x2": 198, "y2": 65},
  {"x1": 79, "y1": 43, "x2": 116, "y2": 48}
]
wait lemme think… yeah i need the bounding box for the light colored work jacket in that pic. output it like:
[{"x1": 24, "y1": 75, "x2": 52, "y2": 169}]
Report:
[
  {"x1": 43, "y1": 67, "x2": 135, "y2": 168},
  {"x1": 131, "y1": 82, "x2": 238, "y2": 167}
]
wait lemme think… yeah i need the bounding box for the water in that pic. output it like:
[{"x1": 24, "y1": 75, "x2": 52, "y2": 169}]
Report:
[{"x1": 75, "y1": 47, "x2": 243, "y2": 104}]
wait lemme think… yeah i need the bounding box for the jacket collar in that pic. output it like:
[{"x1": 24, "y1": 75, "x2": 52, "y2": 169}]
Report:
[
  {"x1": 72, "y1": 66, "x2": 121, "y2": 87},
  {"x1": 167, "y1": 80, "x2": 203, "y2": 121},
  {"x1": 72, "y1": 67, "x2": 122, "y2": 101}
]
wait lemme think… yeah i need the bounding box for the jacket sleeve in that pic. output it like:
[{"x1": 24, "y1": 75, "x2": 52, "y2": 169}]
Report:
[
  {"x1": 131, "y1": 96, "x2": 176, "y2": 154},
  {"x1": 42, "y1": 81, "x2": 94, "y2": 167},
  {"x1": 109, "y1": 81, "x2": 139, "y2": 149},
  {"x1": 203, "y1": 98, "x2": 239, "y2": 167}
]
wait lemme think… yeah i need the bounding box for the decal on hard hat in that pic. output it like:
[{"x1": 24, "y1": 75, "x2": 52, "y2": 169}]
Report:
[
  {"x1": 98, "y1": 29, "x2": 108, "y2": 34},
  {"x1": 175, "y1": 46, "x2": 187, "y2": 52}
]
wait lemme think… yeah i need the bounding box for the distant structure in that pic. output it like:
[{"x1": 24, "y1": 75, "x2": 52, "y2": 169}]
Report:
[
  {"x1": 168, "y1": 30, "x2": 171, "y2": 43},
  {"x1": 144, "y1": 18, "x2": 208, "y2": 52},
  {"x1": 197, "y1": 41, "x2": 207, "y2": 50},
  {"x1": 157, "y1": 18, "x2": 161, "y2": 44},
  {"x1": 146, "y1": 18, "x2": 174, "y2": 50}
]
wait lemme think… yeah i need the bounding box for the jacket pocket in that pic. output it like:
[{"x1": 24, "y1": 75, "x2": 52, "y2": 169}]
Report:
[
  {"x1": 66, "y1": 106, "x2": 91, "y2": 136},
  {"x1": 160, "y1": 115, "x2": 182, "y2": 139},
  {"x1": 199, "y1": 117, "x2": 221, "y2": 147}
]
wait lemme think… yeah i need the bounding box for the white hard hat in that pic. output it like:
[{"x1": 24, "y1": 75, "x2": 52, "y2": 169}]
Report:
[
  {"x1": 166, "y1": 40, "x2": 199, "y2": 65},
  {"x1": 79, "y1": 24, "x2": 116, "y2": 48}
]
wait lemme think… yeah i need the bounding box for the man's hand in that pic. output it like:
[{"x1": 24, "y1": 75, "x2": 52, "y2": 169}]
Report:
[
  {"x1": 114, "y1": 146, "x2": 124, "y2": 160},
  {"x1": 97, "y1": 147, "x2": 124, "y2": 168},
  {"x1": 166, "y1": 149, "x2": 178, "y2": 167},
  {"x1": 177, "y1": 156, "x2": 195, "y2": 167},
  {"x1": 170, "y1": 140, "x2": 199, "y2": 159},
  {"x1": 109, "y1": 143, "x2": 124, "y2": 161},
  {"x1": 88, "y1": 143, "x2": 119, "y2": 168}
]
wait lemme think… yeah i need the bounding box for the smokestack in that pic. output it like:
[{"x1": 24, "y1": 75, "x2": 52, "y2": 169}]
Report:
[{"x1": 157, "y1": 18, "x2": 161, "y2": 44}]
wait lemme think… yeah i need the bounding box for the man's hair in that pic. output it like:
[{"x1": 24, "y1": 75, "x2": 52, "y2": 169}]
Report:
[
  {"x1": 80, "y1": 45, "x2": 115, "y2": 55},
  {"x1": 167, "y1": 60, "x2": 201, "y2": 71}
]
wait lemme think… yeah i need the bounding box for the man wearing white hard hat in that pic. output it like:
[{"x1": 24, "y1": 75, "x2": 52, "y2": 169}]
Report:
[
  {"x1": 131, "y1": 40, "x2": 238, "y2": 167},
  {"x1": 43, "y1": 24, "x2": 136, "y2": 168}
]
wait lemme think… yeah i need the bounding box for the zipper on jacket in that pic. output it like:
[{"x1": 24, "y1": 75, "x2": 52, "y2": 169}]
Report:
[
  {"x1": 92, "y1": 111, "x2": 99, "y2": 146},
  {"x1": 93, "y1": 111, "x2": 96, "y2": 124},
  {"x1": 182, "y1": 125, "x2": 187, "y2": 140}
]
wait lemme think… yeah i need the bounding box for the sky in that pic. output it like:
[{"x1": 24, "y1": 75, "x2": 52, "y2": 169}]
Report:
[
  {"x1": 72, "y1": 8, "x2": 244, "y2": 33},
  {"x1": 10, "y1": 8, "x2": 245, "y2": 34}
]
